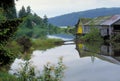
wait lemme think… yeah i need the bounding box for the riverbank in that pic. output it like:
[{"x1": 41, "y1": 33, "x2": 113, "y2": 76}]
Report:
[{"x1": 0, "y1": 38, "x2": 63, "y2": 80}]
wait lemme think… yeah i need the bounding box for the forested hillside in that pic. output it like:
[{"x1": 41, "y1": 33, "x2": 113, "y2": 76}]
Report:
[{"x1": 48, "y1": 7, "x2": 120, "y2": 26}]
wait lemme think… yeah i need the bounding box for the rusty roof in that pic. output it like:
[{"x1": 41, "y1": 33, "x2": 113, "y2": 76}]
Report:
[{"x1": 84, "y1": 15, "x2": 120, "y2": 26}]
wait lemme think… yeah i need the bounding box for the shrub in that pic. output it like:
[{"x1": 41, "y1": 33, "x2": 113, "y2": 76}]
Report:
[
  {"x1": 17, "y1": 36, "x2": 32, "y2": 54},
  {"x1": 81, "y1": 27, "x2": 103, "y2": 42},
  {"x1": 8, "y1": 57, "x2": 66, "y2": 81}
]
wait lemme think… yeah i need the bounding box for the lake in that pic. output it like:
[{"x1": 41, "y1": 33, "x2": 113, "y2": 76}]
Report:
[{"x1": 9, "y1": 34, "x2": 120, "y2": 81}]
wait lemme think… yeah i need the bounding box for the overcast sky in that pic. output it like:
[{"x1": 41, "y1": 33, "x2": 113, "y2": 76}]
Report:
[{"x1": 15, "y1": 0, "x2": 120, "y2": 18}]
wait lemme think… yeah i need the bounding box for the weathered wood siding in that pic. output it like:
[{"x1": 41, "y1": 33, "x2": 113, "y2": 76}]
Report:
[{"x1": 100, "y1": 26, "x2": 109, "y2": 36}]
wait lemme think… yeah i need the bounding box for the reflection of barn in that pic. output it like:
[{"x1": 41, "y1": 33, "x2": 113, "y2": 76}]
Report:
[
  {"x1": 76, "y1": 43, "x2": 120, "y2": 65},
  {"x1": 76, "y1": 15, "x2": 120, "y2": 39},
  {"x1": 100, "y1": 44, "x2": 120, "y2": 56}
]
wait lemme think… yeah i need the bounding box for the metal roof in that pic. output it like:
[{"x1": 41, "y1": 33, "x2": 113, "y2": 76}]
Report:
[
  {"x1": 101, "y1": 15, "x2": 120, "y2": 25},
  {"x1": 84, "y1": 15, "x2": 120, "y2": 26}
]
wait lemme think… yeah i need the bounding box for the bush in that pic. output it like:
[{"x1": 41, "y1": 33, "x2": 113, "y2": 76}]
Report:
[
  {"x1": 111, "y1": 34, "x2": 120, "y2": 42},
  {"x1": 81, "y1": 27, "x2": 103, "y2": 42},
  {"x1": 17, "y1": 36, "x2": 32, "y2": 54},
  {"x1": 6, "y1": 57, "x2": 66, "y2": 81},
  {"x1": 0, "y1": 44, "x2": 19, "y2": 65}
]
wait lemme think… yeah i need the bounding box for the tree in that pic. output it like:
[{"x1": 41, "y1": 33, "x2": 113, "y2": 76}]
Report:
[
  {"x1": 43, "y1": 15, "x2": 48, "y2": 24},
  {"x1": 0, "y1": 8, "x2": 6, "y2": 20},
  {"x1": 17, "y1": 36, "x2": 32, "y2": 54},
  {"x1": 0, "y1": 0, "x2": 17, "y2": 19},
  {"x1": 26, "y1": 6, "x2": 31, "y2": 15},
  {"x1": 18, "y1": 6, "x2": 27, "y2": 18}
]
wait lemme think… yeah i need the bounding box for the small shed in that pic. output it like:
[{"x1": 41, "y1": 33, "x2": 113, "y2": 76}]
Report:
[{"x1": 76, "y1": 15, "x2": 120, "y2": 39}]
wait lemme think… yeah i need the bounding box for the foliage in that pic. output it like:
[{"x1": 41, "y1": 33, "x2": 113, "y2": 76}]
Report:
[
  {"x1": 0, "y1": 7, "x2": 22, "y2": 65},
  {"x1": 15, "y1": 6, "x2": 68, "y2": 39},
  {"x1": 26, "y1": 6, "x2": 31, "y2": 15},
  {"x1": 0, "y1": 19, "x2": 22, "y2": 43},
  {"x1": 83, "y1": 42, "x2": 102, "y2": 54},
  {"x1": 18, "y1": 6, "x2": 27, "y2": 18},
  {"x1": 0, "y1": 71, "x2": 17, "y2": 81},
  {"x1": 17, "y1": 36, "x2": 32, "y2": 54},
  {"x1": 43, "y1": 15, "x2": 48, "y2": 24},
  {"x1": 0, "y1": 2, "x2": 21, "y2": 64},
  {"x1": 0, "y1": 58, "x2": 66, "y2": 81},
  {"x1": 81, "y1": 27, "x2": 103, "y2": 42},
  {"x1": 15, "y1": 14, "x2": 66, "y2": 39},
  {"x1": 0, "y1": 8, "x2": 6, "y2": 20},
  {"x1": 17, "y1": 57, "x2": 65, "y2": 81},
  {"x1": 0, "y1": 0, "x2": 17, "y2": 19},
  {"x1": 0, "y1": 42, "x2": 21, "y2": 66},
  {"x1": 111, "y1": 34, "x2": 120, "y2": 42}
]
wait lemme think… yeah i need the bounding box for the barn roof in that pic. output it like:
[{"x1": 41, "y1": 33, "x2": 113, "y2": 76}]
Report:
[
  {"x1": 84, "y1": 15, "x2": 120, "y2": 26},
  {"x1": 101, "y1": 15, "x2": 120, "y2": 25}
]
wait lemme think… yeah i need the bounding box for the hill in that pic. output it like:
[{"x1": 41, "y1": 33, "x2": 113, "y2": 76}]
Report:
[{"x1": 48, "y1": 7, "x2": 120, "y2": 26}]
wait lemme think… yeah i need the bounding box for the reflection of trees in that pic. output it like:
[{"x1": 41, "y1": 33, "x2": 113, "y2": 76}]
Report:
[
  {"x1": 76, "y1": 42, "x2": 102, "y2": 63},
  {"x1": 76, "y1": 42, "x2": 102, "y2": 57}
]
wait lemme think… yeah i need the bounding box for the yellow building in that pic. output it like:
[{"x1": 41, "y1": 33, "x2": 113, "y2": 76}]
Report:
[{"x1": 76, "y1": 19, "x2": 83, "y2": 35}]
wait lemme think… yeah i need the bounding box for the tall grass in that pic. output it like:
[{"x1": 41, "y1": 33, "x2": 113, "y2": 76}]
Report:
[{"x1": 31, "y1": 38, "x2": 62, "y2": 50}]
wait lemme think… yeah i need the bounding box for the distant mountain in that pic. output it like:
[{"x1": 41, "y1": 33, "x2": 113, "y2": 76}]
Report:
[{"x1": 48, "y1": 7, "x2": 120, "y2": 26}]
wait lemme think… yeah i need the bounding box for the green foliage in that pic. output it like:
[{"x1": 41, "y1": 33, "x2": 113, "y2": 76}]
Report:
[
  {"x1": 43, "y1": 15, "x2": 48, "y2": 24},
  {"x1": 111, "y1": 34, "x2": 120, "y2": 42},
  {"x1": 0, "y1": 4, "x2": 22, "y2": 65},
  {"x1": 83, "y1": 42, "x2": 102, "y2": 54},
  {"x1": 16, "y1": 12, "x2": 66, "y2": 39},
  {"x1": 81, "y1": 27, "x2": 103, "y2": 42},
  {"x1": 17, "y1": 57, "x2": 65, "y2": 81},
  {"x1": 26, "y1": 6, "x2": 31, "y2": 15},
  {"x1": 0, "y1": 19, "x2": 22, "y2": 43},
  {"x1": 0, "y1": 42, "x2": 21, "y2": 65},
  {"x1": 0, "y1": 71, "x2": 17, "y2": 81},
  {"x1": 0, "y1": 8, "x2": 6, "y2": 20},
  {"x1": 17, "y1": 36, "x2": 32, "y2": 54},
  {"x1": 0, "y1": 0, "x2": 17, "y2": 19},
  {"x1": 0, "y1": 57, "x2": 66, "y2": 81},
  {"x1": 18, "y1": 6, "x2": 27, "y2": 18}
]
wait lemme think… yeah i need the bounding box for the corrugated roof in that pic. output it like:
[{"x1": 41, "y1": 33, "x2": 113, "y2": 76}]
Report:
[
  {"x1": 84, "y1": 15, "x2": 120, "y2": 26},
  {"x1": 101, "y1": 15, "x2": 120, "y2": 25}
]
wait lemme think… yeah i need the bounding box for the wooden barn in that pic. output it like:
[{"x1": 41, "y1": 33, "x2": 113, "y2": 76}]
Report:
[{"x1": 76, "y1": 15, "x2": 120, "y2": 39}]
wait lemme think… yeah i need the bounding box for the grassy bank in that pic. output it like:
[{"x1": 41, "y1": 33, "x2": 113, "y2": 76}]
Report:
[
  {"x1": 31, "y1": 38, "x2": 62, "y2": 50},
  {"x1": 0, "y1": 38, "x2": 64, "y2": 81}
]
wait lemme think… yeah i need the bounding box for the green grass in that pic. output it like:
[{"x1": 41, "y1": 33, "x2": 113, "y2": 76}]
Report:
[
  {"x1": 31, "y1": 38, "x2": 62, "y2": 50},
  {"x1": 0, "y1": 72, "x2": 18, "y2": 81}
]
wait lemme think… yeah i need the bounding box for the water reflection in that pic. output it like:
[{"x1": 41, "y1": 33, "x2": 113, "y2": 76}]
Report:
[
  {"x1": 76, "y1": 42, "x2": 120, "y2": 65},
  {"x1": 9, "y1": 38, "x2": 120, "y2": 81}
]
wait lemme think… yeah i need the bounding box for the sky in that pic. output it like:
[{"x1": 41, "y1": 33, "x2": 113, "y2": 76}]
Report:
[{"x1": 15, "y1": 0, "x2": 120, "y2": 18}]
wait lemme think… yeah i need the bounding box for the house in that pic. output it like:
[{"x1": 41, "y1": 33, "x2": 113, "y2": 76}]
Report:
[{"x1": 76, "y1": 15, "x2": 120, "y2": 39}]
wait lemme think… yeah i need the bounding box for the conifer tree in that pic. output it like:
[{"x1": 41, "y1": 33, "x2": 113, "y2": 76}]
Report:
[
  {"x1": 43, "y1": 15, "x2": 48, "y2": 24},
  {"x1": 26, "y1": 6, "x2": 31, "y2": 15},
  {"x1": 18, "y1": 6, "x2": 27, "y2": 18}
]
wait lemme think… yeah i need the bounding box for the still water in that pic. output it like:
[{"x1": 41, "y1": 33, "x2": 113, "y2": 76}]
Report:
[{"x1": 9, "y1": 34, "x2": 120, "y2": 81}]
